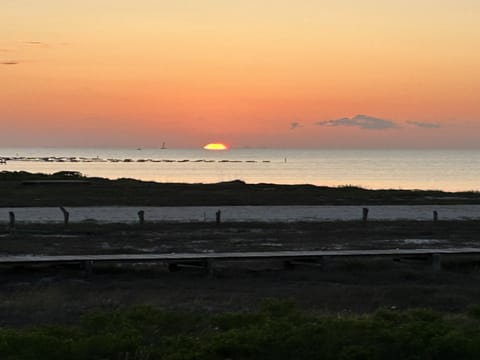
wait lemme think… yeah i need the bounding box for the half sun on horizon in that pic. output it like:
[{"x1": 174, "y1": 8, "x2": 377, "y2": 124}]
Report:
[{"x1": 203, "y1": 143, "x2": 228, "y2": 150}]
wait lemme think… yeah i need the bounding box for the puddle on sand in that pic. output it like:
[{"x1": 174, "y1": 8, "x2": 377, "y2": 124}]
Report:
[
  {"x1": 32, "y1": 234, "x2": 80, "y2": 238},
  {"x1": 401, "y1": 239, "x2": 443, "y2": 245}
]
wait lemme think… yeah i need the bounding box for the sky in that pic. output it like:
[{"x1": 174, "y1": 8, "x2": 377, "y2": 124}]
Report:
[{"x1": 1, "y1": 0, "x2": 480, "y2": 148}]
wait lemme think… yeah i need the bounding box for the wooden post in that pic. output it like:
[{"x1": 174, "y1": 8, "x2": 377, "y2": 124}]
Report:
[
  {"x1": 320, "y1": 256, "x2": 330, "y2": 271},
  {"x1": 84, "y1": 260, "x2": 94, "y2": 275},
  {"x1": 60, "y1": 207, "x2": 69, "y2": 225},
  {"x1": 216, "y1": 210, "x2": 221, "y2": 224},
  {"x1": 362, "y1": 208, "x2": 369, "y2": 223},
  {"x1": 205, "y1": 259, "x2": 215, "y2": 277},
  {"x1": 8, "y1": 211, "x2": 15, "y2": 234},
  {"x1": 433, "y1": 211, "x2": 438, "y2": 222},
  {"x1": 138, "y1": 210, "x2": 145, "y2": 225},
  {"x1": 431, "y1": 253, "x2": 442, "y2": 271}
]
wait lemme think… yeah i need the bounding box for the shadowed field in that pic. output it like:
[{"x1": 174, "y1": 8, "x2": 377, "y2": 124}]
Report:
[
  {"x1": 2, "y1": 220, "x2": 480, "y2": 255},
  {"x1": 1, "y1": 220, "x2": 480, "y2": 328},
  {"x1": 1, "y1": 171, "x2": 480, "y2": 206},
  {"x1": 2, "y1": 171, "x2": 480, "y2": 330}
]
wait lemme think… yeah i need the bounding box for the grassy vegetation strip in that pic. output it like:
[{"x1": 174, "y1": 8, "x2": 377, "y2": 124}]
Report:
[
  {"x1": 2, "y1": 301, "x2": 480, "y2": 359},
  {"x1": 2, "y1": 171, "x2": 480, "y2": 206}
]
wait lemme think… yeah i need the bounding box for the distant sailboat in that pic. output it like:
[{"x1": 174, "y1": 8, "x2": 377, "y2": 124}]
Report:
[{"x1": 161, "y1": 142, "x2": 167, "y2": 149}]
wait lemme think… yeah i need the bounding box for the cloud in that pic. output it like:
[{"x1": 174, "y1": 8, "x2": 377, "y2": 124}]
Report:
[
  {"x1": 290, "y1": 121, "x2": 301, "y2": 130},
  {"x1": 24, "y1": 41, "x2": 49, "y2": 47},
  {"x1": 1, "y1": 61, "x2": 19, "y2": 65},
  {"x1": 406, "y1": 120, "x2": 441, "y2": 129},
  {"x1": 316, "y1": 114, "x2": 398, "y2": 130}
]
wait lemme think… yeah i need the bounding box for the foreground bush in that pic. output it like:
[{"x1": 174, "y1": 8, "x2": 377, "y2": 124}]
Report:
[{"x1": 2, "y1": 301, "x2": 480, "y2": 359}]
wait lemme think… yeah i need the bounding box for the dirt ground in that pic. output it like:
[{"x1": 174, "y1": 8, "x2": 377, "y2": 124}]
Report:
[
  {"x1": 2, "y1": 220, "x2": 480, "y2": 255},
  {"x1": 2, "y1": 220, "x2": 480, "y2": 327}
]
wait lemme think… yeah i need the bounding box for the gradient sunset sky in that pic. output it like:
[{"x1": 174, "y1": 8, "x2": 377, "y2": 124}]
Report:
[{"x1": 1, "y1": 0, "x2": 479, "y2": 148}]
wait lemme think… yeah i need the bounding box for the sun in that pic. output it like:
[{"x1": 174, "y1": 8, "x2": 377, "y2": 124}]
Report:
[{"x1": 203, "y1": 143, "x2": 228, "y2": 150}]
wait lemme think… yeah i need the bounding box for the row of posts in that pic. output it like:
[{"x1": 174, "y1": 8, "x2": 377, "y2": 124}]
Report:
[
  {"x1": 5, "y1": 207, "x2": 442, "y2": 233},
  {"x1": 8, "y1": 208, "x2": 70, "y2": 234},
  {"x1": 5, "y1": 207, "x2": 222, "y2": 233},
  {"x1": 361, "y1": 208, "x2": 440, "y2": 223}
]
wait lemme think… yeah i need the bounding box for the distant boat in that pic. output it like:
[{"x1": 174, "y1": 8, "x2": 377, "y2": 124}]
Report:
[{"x1": 161, "y1": 142, "x2": 167, "y2": 149}]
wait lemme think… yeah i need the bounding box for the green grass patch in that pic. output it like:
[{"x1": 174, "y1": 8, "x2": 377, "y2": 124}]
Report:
[{"x1": 3, "y1": 301, "x2": 480, "y2": 359}]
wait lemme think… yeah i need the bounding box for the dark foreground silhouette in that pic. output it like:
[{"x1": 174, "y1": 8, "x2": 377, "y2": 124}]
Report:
[{"x1": 1, "y1": 171, "x2": 480, "y2": 206}]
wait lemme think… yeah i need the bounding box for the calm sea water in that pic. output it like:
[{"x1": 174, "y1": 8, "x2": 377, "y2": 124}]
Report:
[{"x1": 1, "y1": 148, "x2": 479, "y2": 191}]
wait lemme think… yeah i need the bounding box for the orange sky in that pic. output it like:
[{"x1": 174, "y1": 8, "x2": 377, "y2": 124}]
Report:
[{"x1": 1, "y1": 0, "x2": 480, "y2": 148}]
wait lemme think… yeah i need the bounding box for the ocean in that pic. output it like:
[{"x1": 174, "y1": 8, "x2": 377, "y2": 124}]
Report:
[{"x1": 1, "y1": 148, "x2": 479, "y2": 191}]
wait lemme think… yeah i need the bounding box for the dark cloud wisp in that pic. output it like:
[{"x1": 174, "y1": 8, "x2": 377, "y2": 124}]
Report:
[
  {"x1": 1, "y1": 61, "x2": 19, "y2": 65},
  {"x1": 24, "y1": 41, "x2": 47, "y2": 46},
  {"x1": 290, "y1": 121, "x2": 301, "y2": 130},
  {"x1": 316, "y1": 114, "x2": 398, "y2": 130},
  {"x1": 407, "y1": 121, "x2": 441, "y2": 129}
]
